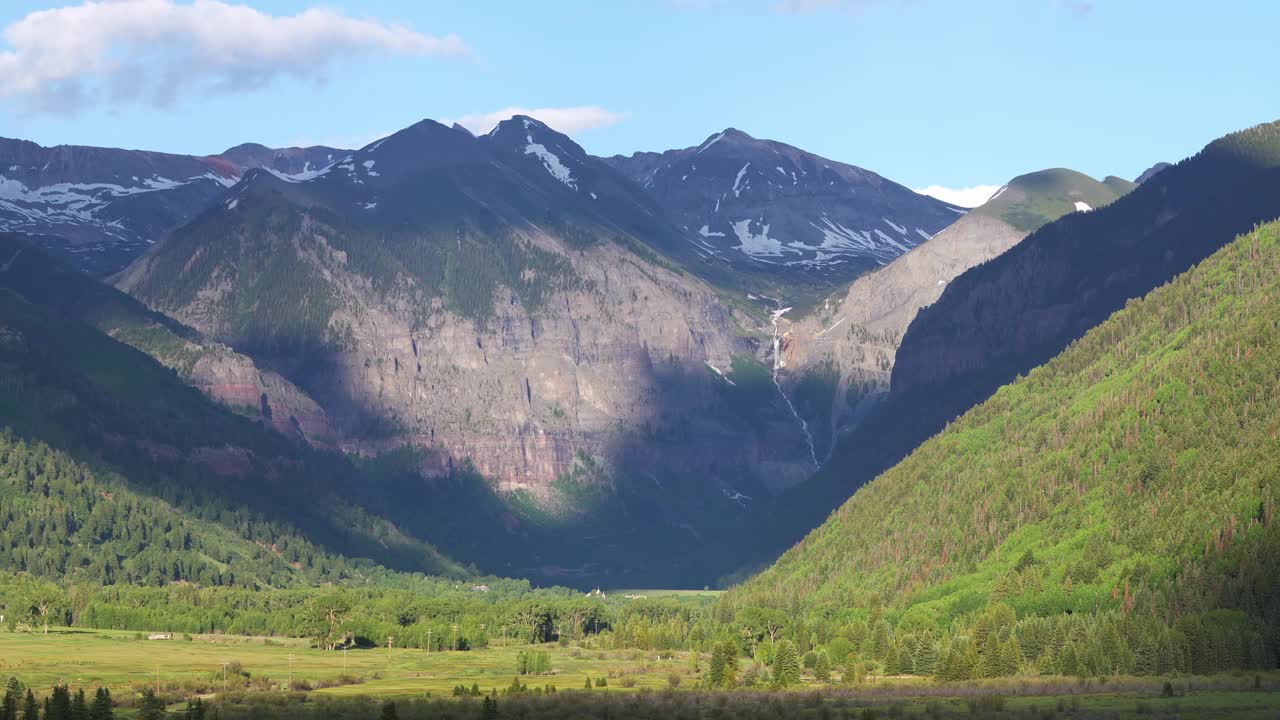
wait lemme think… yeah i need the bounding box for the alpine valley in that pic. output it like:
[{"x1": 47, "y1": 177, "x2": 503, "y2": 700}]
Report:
[
  {"x1": 6, "y1": 114, "x2": 1280, "y2": 596},
  {"x1": 2, "y1": 115, "x2": 984, "y2": 588},
  {"x1": 4, "y1": 105, "x2": 1280, "y2": 718}
]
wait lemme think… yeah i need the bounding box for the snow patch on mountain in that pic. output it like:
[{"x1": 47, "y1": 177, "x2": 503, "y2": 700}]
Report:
[
  {"x1": 265, "y1": 163, "x2": 332, "y2": 183},
  {"x1": 731, "y1": 218, "x2": 788, "y2": 257},
  {"x1": 732, "y1": 163, "x2": 750, "y2": 198},
  {"x1": 698, "y1": 132, "x2": 726, "y2": 153},
  {"x1": 525, "y1": 136, "x2": 577, "y2": 190}
]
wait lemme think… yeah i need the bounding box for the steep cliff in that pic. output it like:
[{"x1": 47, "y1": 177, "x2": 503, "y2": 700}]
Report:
[
  {"x1": 776, "y1": 168, "x2": 1134, "y2": 459},
  {"x1": 115, "y1": 118, "x2": 818, "y2": 581}
]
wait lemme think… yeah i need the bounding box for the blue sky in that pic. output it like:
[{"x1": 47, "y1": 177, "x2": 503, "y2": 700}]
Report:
[{"x1": 1, "y1": 0, "x2": 1277, "y2": 204}]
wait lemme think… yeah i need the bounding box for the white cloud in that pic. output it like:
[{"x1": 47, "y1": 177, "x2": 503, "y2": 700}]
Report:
[
  {"x1": 0, "y1": 0, "x2": 469, "y2": 114},
  {"x1": 447, "y1": 106, "x2": 628, "y2": 136},
  {"x1": 913, "y1": 184, "x2": 1003, "y2": 208}
]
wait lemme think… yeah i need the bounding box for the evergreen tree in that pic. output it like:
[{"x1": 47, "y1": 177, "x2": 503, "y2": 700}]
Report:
[
  {"x1": 844, "y1": 655, "x2": 864, "y2": 685},
  {"x1": 914, "y1": 638, "x2": 939, "y2": 676},
  {"x1": 1058, "y1": 642, "x2": 1082, "y2": 677},
  {"x1": 378, "y1": 701, "x2": 398, "y2": 720},
  {"x1": 46, "y1": 687, "x2": 71, "y2": 720},
  {"x1": 2, "y1": 678, "x2": 21, "y2": 720},
  {"x1": 707, "y1": 646, "x2": 726, "y2": 688},
  {"x1": 69, "y1": 691, "x2": 86, "y2": 720},
  {"x1": 21, "y1": 690, "x2": 38, "y2": 720},
  {"x1": 1002, "y1": 637, "x2": 1023, "y2": 676},
  {"x1": 88, "y1": 689, "x2": 112, "y2": 720},
  {"x1": 181, "y1": 700, "x2": 204, "y2": 720},
  {"x1": 772, "y1": 640, "x2": 801, "y2": 687},
  {"x1": 135, "y1": 689, "x2": 164, "y2": 720},
  {"x1": 814, "y1": 650, "x2": 831, "y2": 683},
  {"x1": 706, "y1": 640, "x2": 738, "y2": 688}
]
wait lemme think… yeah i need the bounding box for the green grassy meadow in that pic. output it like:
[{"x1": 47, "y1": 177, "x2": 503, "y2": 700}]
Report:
[
  {"x1": 0, "y1": 627, "x2": 690, "y2": 698},
  {"x1": 3, "y1": 627, "x2": 1279, "y2": 719}
]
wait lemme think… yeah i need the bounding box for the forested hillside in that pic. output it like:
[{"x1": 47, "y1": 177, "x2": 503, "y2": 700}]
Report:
[
  {"x1": 755, "y1": 121, "x2": 1280, "y2": 577},
  {"x1": 0, "y1": 430, "x2": 366, "y2": 588},
  {"x1": 728, "y1": 221, "x2": 1280, "y2": 677},
  {"x1": 0, "y1": 283, "x2": 465, "y2": 583},
  {"x1": 0, "y1": 233, "x2": 333, "y2": 443},
  {"x1": 893, "y1": 120, "x2": 1280, "y2": 398}
]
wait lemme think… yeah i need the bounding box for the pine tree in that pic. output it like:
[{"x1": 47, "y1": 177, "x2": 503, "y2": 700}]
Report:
[
  {"x1": 844, "y1": 654, "x2": 864, "y2": 685},
  {"x1": 44, "y1": 687, "x2": 69, "y2": 720},
  {"x1": 135, "y1": 689, "x2": 164, "y2": 720},
  {"x1": 69, "y1": 691, "x2": 86, "y2": 720},
  {"x1": 814, "y1": 651, "x2": 831, "y2": 683},
  {"x1": 707, "y1": 645, "x2": 726, "y2": 688},
  {"x1": 88, "y1": 689, "x2": 112, "y2": 720},
  {"x1": 772, "y1": 640, "x2": 801, "y2": 687},
  {"x1": 379, "y1": 701, "x2": 398, "y2": 720},
  {"x1": 706, "y1": 639, "x2": 738, "y2": 688},
  {"x1": 1059, "y1": 642, "x2": 1082, "y2": 677},
  {"x1": 21, "y1": 690, "x2": 38, "y2": 720},
  {"x1": 870, "y1": 621, "x2": 890, "y2": 660},
  {"x1": 914, "y1": 638, "x2": 939, "y2": 676},
  {"x1": 2, "y1": 678, "x2": 21, "y2": 720},
  {"x1": 1003, "y1": 637, "x2": 1022, "y2": 677}
]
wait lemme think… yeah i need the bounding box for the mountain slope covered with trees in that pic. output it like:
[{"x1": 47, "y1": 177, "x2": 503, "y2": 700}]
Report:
[
  {"x1": 752, "y1": 119, "x2": 1280, "y2": 578},
  {"x1": 728, "y1": 221, "x2": 1280, "y2": 677},
  {"x1": 0, "y1": 281, "x2": 465, "y2": 584}
]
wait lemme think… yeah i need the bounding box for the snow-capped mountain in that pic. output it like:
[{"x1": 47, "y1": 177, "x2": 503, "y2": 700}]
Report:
[
  {"x1": 114, "y1": 114, "x2": 818, "y2": 586},
  {"x1": 0, "y1": 137, "x2": 348, "y2": 275},
  {"x1": 605, "y1": 128, "x2": 965, "y2": 282}
]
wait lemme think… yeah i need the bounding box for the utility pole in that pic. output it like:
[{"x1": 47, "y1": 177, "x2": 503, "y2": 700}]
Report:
[
  {"x1": 155, "y1": 664, "x2": 160, "y2": 695},
  {"x1": 287, "y1": 653, "x2": 295, "y2": 691},
  {"x1": 451, "y1": 624, "x2": 459, "y2": 652},
  {"x1": 426, "y1": 628, "x2": 432, "y2": 654},
  {"x1": 221, "y1": 660, "x2": 229, "y2": 693},
  {"x1": 387, "y1": 635, "x2": 394, "y2": 668}
]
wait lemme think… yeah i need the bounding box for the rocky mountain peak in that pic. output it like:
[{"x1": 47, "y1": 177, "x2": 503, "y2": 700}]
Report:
[
  {"x1": 1134, "y1": 161, "x2": 1172, "y2": 184},
  {"x1": 604, "y1": 130, "x2": 962, "y2": 284}
]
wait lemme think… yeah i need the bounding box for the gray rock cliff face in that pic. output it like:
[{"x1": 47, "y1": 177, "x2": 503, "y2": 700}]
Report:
[
  {"x1": 118, "y1": 118, "x2": 818, "y2": 516},
  {"x1": 780, "y1": 212, "x2": 1027, "y2": 457}
]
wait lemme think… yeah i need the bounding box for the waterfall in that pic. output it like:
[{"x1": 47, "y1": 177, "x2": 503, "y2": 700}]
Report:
[{"x1": 769, "y1": 305, "x2": 819, "y2": 469}]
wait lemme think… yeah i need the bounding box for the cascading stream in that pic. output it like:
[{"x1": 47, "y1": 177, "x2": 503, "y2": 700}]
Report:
[{"x1": 769, "y1": 305, "x2": 819, "y2": 469}]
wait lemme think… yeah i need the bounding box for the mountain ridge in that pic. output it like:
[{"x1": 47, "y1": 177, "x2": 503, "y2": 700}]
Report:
[
  {"x1": 0, "y1": 135, "x2": 351, "y2": 275},
  {"x1": 110, "y1": 115, "x2": 828, "y2": 587},
  {"x1": 604, "y1": 127, "x2": 964, "y2": 293},
  {"x1": 732, "y1": 220, "x2": 1280, "y2": 679}
]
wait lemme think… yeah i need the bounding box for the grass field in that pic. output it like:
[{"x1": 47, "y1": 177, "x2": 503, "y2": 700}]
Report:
[
  {"x1": 0, "y1": 627, "x2": 689, "y2": 698},
  {"x1": 2, "y1": 628, "x2": 1279, "y2": 718}
]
